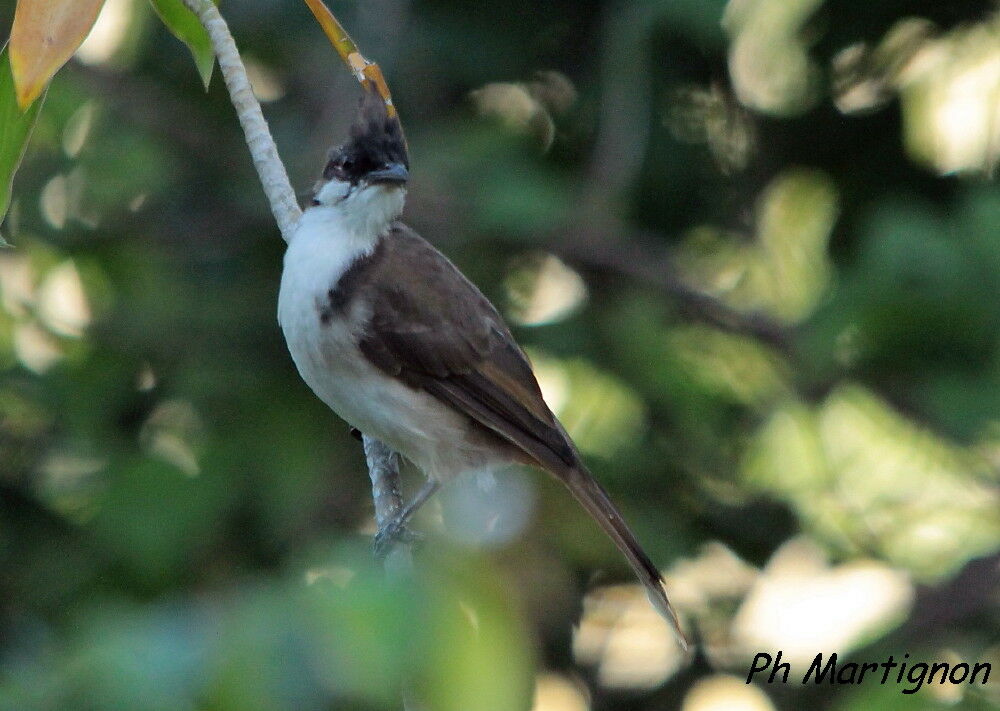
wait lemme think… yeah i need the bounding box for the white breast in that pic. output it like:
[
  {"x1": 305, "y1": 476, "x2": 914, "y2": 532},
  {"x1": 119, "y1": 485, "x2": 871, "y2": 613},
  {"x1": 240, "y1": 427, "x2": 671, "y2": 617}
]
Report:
[
  {"x1": 278, "y1": 207, "x2": 386, "y2": 429},
  {"x1": 277, "y1": 208, "x2": 503, "y2": 480}
]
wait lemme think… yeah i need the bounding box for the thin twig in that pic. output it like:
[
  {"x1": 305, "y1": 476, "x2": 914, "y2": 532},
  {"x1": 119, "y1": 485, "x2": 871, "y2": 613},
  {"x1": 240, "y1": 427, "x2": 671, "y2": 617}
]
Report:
[
  {"x1": 181, "y1": 0, "x2": 302, "y2": 241},
  {"x1": 554, "y1": 228, "x2": 792, "y2": 351},
  {"x1": 363, "y1": 434, "x2": 414, "y2": 577},
  {"x1": 302, "y1": 0, "x2": 399, "y2": 118}
]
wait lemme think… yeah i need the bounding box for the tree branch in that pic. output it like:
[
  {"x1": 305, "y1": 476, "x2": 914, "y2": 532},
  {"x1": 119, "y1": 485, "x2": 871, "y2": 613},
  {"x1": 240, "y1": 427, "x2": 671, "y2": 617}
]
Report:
[
  {"x1": 181, "y1": 0, "x2": 302, "y2": 241},
  {"x1": 363, "y1": 434, "x2": 414, "y2": 577},
  {"x1": 552, "y1": 227, "x2": 792, "y2": 352}
]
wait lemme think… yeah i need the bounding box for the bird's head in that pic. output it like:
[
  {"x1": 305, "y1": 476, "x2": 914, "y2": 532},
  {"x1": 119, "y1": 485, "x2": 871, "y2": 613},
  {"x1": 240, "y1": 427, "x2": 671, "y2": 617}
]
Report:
[{"x1": 311, "y1": 87, "x2": 409, "y2": 236}]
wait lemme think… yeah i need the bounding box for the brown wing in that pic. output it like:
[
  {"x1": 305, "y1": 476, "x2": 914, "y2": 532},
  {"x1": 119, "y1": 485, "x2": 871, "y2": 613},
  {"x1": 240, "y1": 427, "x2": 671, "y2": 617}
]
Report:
[
  {"x1": 356, "y1": 223, "x2": 577, "y2": 471},
  {"x1": 353, "y1": 225, "x2": 688, "y2": 647}
]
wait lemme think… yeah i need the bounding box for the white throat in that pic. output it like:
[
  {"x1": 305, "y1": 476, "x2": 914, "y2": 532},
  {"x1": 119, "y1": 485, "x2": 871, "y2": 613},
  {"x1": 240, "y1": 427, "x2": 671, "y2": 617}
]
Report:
[
  {"x1": 309, "y1": 180, "x2": 406, "y2": 246},
  {"x1": 279, "y1": 182, "x2": 405, "y2": 331}
]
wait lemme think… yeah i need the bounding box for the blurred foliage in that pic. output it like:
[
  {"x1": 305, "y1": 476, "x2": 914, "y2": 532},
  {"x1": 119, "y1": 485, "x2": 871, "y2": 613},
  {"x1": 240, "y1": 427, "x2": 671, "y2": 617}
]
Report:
[{"x1": 1, "y1": 1, "x2": 999, "y2": 710}]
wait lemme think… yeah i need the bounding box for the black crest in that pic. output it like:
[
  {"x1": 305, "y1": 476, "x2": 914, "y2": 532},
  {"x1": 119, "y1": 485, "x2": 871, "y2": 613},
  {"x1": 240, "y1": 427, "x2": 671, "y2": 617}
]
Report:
[{"x1": 323, "y1": 88, "x2": 409, "y2": 184}]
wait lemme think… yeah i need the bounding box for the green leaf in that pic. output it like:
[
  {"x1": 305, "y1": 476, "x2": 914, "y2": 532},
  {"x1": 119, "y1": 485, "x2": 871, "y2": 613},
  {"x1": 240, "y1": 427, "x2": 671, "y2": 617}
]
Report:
[
  {"x1": 147, "y1": 0, "x2": 216, "y2": 89},
  {"x1": 0, "y1": 44, "x2": 45, "y2": 231}
]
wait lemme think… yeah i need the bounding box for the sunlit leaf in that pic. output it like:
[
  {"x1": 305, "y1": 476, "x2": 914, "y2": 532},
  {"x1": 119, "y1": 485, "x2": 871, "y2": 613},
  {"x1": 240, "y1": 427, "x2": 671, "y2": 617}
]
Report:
[
  {"x1": 675, "y1": 169, "x2": 837, "y2": 323},
  {"x1": 147, "y1": 0, "x2": 216, "y2": 89},
  {"x1": 9, "y1": 0, "x2": 106, "y2": 110},
  {"x1": 743, "y1": 385, "x2": 1000, "y2": 580},
  {"x1": 529, "y1": 350, "x2": 647, "y2": 459},
  {"x1": 0, "y1": 46, "x2": 46, "y2": 229},
  {"x1": 724, "y1": 0, "x2": 824, "y2": 116}
]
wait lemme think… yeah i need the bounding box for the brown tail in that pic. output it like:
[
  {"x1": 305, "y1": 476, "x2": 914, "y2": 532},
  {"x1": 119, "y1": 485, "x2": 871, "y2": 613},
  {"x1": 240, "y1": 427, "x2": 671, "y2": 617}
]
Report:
[{"x1": 559, "y1": 465, "x2": 688, "y2": 650}]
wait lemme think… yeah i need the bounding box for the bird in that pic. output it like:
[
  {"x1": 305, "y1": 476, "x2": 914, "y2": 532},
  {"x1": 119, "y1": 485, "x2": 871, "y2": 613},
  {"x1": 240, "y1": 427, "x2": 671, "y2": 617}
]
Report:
[{"x1": 277, "y1": 85, "x2": 687, "y2": 648}]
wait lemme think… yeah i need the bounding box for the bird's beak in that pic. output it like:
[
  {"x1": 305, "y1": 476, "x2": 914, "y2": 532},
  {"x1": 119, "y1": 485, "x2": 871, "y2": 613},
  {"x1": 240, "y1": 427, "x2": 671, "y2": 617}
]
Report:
[{"x1": 366, "y1": 162, "x2": 409, "y2": 186}]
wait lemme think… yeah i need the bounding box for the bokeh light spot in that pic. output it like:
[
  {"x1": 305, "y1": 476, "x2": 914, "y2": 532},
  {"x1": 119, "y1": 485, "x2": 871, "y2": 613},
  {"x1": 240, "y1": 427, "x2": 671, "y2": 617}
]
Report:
[{"x1": 682, "y1": 675, "x2": 776, "y2": 711}]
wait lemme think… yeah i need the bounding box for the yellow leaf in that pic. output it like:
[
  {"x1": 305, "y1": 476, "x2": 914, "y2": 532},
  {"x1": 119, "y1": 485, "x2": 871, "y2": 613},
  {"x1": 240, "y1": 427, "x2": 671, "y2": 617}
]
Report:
[{"x1": 10, "y1": 0, "x2": 107, "y2": 110}]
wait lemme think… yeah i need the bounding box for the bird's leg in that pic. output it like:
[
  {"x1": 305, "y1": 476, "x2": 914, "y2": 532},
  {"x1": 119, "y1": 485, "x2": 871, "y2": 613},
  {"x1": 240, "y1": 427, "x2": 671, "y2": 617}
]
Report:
[{"x1": 372, "y1": 480, "x2": 440, "y2": 559}]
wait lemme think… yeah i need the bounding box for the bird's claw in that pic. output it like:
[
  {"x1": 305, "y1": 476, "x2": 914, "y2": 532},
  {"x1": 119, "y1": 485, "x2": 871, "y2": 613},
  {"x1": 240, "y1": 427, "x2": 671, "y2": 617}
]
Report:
[{"x1": 373, "y1": 518, "x2": 423, "y2": 559}]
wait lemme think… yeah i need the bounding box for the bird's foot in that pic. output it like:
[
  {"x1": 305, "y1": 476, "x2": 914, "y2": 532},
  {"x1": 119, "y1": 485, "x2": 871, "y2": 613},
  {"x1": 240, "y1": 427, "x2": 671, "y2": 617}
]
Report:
[
  {"x1": 373, "y1": 517, "x2": 423, "y2": 559},
  {"x1": 370, "y1": 480, "x2": 440, "y2": 559}
]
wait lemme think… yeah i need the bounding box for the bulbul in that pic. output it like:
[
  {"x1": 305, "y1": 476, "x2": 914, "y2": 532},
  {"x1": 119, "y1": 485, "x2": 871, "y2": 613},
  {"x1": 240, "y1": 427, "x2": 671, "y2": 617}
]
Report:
[{"x1": 278, "y1": 87, "x2": 686, "y2": 648}]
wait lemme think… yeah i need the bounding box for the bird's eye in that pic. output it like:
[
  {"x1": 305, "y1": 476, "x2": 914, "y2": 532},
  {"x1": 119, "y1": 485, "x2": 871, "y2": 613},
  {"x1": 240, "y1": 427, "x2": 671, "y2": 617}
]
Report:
[{"x1": 329, "y1": 159, "x2": 353, "y2": 182}]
